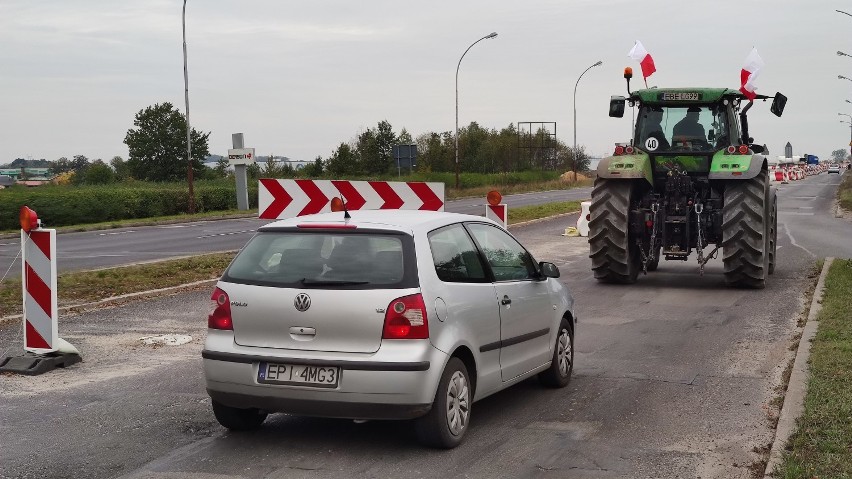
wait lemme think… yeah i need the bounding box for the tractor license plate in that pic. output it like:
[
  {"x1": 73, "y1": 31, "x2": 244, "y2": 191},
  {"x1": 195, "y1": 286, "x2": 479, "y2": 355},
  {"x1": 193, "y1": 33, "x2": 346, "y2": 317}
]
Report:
[
  {"x1": 661, "y1": 92, "x2": 700, "y2": 101},
  {"x1": 258, "y1": 362, "x2": 340, "y2": 388}
]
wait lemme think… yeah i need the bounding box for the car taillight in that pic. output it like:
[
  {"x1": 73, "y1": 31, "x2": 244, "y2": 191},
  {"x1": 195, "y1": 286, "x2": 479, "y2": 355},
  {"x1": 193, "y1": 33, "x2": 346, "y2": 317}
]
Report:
[
  {"x1": 382, "y1": 294, "x2": 428, "y2": 339},
  {"x1": 208, "y1": 287, "x2": 233, "y2": 330}
]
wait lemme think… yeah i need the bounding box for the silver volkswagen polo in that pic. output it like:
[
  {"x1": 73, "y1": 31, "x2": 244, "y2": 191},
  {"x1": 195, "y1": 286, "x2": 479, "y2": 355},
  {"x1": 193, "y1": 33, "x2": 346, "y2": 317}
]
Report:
[{"x1": 202, "y1": 210, "x2": 576, "y2": 448}]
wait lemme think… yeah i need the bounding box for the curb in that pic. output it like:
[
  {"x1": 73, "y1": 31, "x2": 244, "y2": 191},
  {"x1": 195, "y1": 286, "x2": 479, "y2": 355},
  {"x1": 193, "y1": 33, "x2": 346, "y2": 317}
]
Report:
[
  {"x1": 0, "y1": 278, "x2": 218, "y2": 325},
  {"x1": 763, "y1": 257, "x2": 833, "y2": 477}
]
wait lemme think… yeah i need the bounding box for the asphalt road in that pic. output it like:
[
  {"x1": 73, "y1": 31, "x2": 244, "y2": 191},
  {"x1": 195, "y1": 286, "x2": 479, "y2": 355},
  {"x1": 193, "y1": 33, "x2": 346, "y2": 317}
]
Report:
[
  {"x1": 0, "y1": 187, "x2": 593, "y2": 276},
  {"x1": 0, "y1": 173, "x2": 845, "y2": 478}
]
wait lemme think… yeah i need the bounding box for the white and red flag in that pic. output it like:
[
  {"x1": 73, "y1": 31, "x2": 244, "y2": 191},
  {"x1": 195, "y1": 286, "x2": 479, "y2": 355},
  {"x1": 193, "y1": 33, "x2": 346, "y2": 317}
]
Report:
[
  {"x1": 628, "y1": 40, "x2": 656, "y2": 80},
  {"x1": 740, "y1": 47, "x2": 765, "y2": 100}
]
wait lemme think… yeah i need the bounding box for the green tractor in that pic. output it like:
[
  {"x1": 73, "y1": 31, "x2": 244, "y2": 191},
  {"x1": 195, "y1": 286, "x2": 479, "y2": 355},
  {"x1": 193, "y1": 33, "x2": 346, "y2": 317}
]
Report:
[{"x1": 590, "y1": 70, "x2": 787, "y2": 288}]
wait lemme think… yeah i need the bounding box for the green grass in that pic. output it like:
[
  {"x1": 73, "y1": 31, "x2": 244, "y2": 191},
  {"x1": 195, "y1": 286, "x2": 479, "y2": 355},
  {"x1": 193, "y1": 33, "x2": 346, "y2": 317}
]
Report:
[
  {"x1": 776, "y1": 259, "x2": 852, "y2": 478},
  {"x1": 838, "y1": 173, "x2": 852, "y2": 212},
  {"x1": 508, "y1": 201, "x2": 583, "y2": 224}
]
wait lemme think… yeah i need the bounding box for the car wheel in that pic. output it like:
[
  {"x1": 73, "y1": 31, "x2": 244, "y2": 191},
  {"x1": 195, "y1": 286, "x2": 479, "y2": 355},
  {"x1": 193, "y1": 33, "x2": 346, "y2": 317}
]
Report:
[
  {"x1": 538, "y1": 318, "x2": 574, "y2": 388},
  {"x1": 212, "y1": 400, "x2": 268, "y2": 431},
  {"x1": 415, "y1": 357, "x2": 471, "y2": 448}
]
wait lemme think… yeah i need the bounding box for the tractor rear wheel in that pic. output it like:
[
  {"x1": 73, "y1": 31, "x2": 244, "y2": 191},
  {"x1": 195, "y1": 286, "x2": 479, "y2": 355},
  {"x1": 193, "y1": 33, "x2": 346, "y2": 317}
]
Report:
[
  {"x1": 589, "y1": 179, "x2": 640, "y2": 284},
  {"x1": 722, "y1": 169, "x2": 769, "y2": 289},
  {"x1": 768, "y1": 187, "x2": 777, "y2": 275}
]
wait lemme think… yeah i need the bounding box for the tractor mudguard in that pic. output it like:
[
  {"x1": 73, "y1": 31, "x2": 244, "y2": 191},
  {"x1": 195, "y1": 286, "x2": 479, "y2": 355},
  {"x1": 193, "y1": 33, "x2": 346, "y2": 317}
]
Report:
[
  {"x1": 709, "y1": 152, "x2": 766, "y2": 180},
  {"x1": 596, "y1": 153, "x2": 653, "y2": 185}
]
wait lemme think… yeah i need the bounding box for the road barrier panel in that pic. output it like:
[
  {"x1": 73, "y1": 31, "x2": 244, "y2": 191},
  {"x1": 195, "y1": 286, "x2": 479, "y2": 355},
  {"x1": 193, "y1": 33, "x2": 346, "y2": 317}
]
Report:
[
  {"x1": 259, "y1": 179, "x2": 444, "y2": 220},
  {"x1": 0, "y1": 206, "x2": 81, "y2": 376}
]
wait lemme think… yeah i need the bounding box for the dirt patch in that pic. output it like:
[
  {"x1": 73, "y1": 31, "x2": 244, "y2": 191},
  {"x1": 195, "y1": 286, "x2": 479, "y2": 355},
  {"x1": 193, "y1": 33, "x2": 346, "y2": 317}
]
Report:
[{"x1": 560, "y1": 171, "x2": 590, "y2": 183}]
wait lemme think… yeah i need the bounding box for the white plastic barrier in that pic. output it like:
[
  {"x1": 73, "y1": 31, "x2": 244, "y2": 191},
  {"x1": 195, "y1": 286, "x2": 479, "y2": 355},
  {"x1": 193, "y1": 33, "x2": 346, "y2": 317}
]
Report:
[{"x1": 577, "y1": 201, "x2": 591, "y2": 237}]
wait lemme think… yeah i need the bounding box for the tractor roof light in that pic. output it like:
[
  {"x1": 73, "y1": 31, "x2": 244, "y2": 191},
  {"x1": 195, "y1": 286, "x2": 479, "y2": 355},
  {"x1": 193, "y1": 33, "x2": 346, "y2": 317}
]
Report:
[
  {"x1": 623, "y1": 67, "x2": 633, "y2": 80},
  {"x1": 19, "y1": 206, "x2": 39, "y2": 232}
]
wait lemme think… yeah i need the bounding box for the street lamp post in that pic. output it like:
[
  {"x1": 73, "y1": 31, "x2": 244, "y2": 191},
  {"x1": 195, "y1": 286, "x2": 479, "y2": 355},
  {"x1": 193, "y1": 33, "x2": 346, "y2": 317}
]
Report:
[
  {"x1": 573, "y1": 60, "x2": 602, "y2": 179},
  {"x1": 182, "y1": 0, "x2": 195, "y2": 214},
  {"x1": 839, "y1": 75, "x2": 852, "y2": 83},
  {"x1": 838, "y1": 9, "x2": 852, "y2": 17},
  {"x1": 455, "y1": 32, "x2": 497, "y2": 189}
]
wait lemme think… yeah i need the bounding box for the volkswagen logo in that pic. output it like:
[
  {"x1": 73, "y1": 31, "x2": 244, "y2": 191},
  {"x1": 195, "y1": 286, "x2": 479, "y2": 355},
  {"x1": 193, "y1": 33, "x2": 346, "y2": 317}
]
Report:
[{"x1": 294, "y1": 293, "x2": 311, "y2": 312}]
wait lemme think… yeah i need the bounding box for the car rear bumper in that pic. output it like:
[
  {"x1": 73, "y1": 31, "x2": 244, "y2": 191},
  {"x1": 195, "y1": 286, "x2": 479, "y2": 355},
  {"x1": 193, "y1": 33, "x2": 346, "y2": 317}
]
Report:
[
  {"x1": 207, "y1": 389, "x2": 432, "y2": 420},
  {"x1": 203, "y1": 331, "x2": 448, "y2": 419}
]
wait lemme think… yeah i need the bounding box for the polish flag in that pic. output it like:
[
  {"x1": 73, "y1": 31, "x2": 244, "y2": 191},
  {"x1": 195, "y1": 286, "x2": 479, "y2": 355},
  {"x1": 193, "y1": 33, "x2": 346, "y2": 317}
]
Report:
[
  {"x1": 628, "y1": 41, "x2": 656, "y2": 79},
  {"x1": 740, "y1": 48, "x2": 765, "y2": 100}
]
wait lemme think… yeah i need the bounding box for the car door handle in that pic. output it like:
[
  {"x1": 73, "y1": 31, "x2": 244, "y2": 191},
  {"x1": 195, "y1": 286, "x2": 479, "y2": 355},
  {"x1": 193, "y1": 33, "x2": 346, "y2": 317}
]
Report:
[{"x1": 501, "y1": 295, "x2": 512, "y2": 305}]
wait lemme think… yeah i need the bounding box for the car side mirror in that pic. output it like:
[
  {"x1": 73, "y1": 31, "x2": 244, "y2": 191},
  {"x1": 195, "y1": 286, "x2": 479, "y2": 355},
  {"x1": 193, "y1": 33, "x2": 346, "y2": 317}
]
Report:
[
  {"x1": 609, "y1": 96, "x2": 626, "y2": 118},
  {"x1": 771, "y1": 93, "x2": 787, "y2": 117},
  {"x1": 539, "y1": 261, "x2": 560, "y2": 278}
]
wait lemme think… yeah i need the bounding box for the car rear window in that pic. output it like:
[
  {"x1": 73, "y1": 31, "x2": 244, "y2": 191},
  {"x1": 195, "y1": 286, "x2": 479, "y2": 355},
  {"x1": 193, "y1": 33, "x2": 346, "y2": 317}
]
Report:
[{"x1": 223, "y1": 230, "x2": 418, "y2": 289}]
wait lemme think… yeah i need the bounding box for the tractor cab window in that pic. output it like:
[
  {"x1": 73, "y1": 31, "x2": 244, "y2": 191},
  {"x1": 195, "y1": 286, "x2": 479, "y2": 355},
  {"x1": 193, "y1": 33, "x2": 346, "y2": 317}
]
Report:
[{"x1": 637, "y1": 105, "x2": 728, "y2": 153}]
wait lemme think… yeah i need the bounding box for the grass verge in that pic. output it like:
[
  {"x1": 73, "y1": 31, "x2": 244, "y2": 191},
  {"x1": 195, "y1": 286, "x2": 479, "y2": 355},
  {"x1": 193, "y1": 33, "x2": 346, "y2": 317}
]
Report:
[
  {"x1": 0, "y1": 253, "x2": 235, "y2": 318},
  {"x1": 838, "y1": 172, "x2": 852, "y2": 212},
  {"x1": 776, "y1": 259, "x2": 852, "y2": 477},
  {"x1": 0, "y1": 199, "x2": 580, "y2": 318},
  {"x1": 509, "y1": 201, "x2": 582, "y2": 225}
]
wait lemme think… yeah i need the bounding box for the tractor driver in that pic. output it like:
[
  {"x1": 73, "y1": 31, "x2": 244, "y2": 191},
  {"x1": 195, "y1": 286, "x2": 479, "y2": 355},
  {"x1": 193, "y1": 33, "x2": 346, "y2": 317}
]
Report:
[
  {"x1": 640, "y1": 108, "x2": 670, "y2": 151},
  {"x1": 673, "y1": 106, "x2": 707, "y2": 141}
]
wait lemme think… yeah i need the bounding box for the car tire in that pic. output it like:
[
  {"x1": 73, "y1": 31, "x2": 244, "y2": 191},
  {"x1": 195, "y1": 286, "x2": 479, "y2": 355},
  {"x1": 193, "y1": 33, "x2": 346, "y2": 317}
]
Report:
[
  {"x1": 414, "y1": 357, "x2": 471, "y2": 449},
  {"x1": 538, "y1": 318, "x2": 574, "y2": 388},
  {"x1": 212, "y1": 400, "x2": 268, "y2": 431}
]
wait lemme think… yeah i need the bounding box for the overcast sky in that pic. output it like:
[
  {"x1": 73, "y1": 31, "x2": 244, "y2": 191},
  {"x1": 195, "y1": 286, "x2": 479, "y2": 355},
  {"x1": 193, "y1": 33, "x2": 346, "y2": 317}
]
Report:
[{"x1": 1, "y1": 0, "x2": 848, "y2": 165}]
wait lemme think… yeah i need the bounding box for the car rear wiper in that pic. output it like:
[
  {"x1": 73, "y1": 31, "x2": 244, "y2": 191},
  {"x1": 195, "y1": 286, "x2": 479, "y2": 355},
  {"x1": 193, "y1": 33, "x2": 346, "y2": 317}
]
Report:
[{"x1": 299, "y1": 278, "x2": 370, "y2": 286}]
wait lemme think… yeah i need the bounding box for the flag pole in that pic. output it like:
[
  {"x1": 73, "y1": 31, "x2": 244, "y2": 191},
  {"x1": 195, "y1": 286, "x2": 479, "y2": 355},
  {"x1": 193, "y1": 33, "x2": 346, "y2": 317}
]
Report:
[{"x1": 644, "y1": 77, "x2": 648, "y2": 88}]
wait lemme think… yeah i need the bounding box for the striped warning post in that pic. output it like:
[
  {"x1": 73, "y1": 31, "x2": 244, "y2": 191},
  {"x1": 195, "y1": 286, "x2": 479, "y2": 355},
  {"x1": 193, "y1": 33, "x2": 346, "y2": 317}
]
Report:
[
  {"x1": 21, "y1": 229, "x2": 58, "y2": 353},
  {"x1": 485, "y1": 204, "x2": 507, "y2": 229}
]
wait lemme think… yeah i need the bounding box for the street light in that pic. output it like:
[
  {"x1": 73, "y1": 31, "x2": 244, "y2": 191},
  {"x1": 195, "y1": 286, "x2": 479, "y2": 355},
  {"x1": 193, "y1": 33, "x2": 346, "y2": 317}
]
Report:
[
  {"x1": 182, "y1": 0, "x2": 195, "y2": 214},
  {"x1": 841, "y1": 119, "x2": 852, "y2": 157},
  {"x1": 839, "y1": 75, "x2": 852, "y2": 83},
  {"x1": 838, "y1": 9, "x2": 852, "y2": 17},
  {"x1": 573, "y1": 60, "x2": 603, "y2": 179},
  {"x1": 839, "y1": 51, "x2": 852, "y2": 58},
  {"x1": 455, "y1": 31, "x2": 498, "y2": 189}
]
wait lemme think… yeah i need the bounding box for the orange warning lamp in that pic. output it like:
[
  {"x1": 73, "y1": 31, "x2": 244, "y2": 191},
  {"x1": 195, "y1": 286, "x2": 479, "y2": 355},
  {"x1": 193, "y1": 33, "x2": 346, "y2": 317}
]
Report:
[
  {"x1": 487, "y1": 190, "x2": 502, "y2": 206},
  {"x1": 330, "y1": 197, "x2": 345, "y2": 212},
  {"x1": 19, "y1": 206, "x2": 39, "y2": 232},
  {"x1": 623, "y1": 67, "x2": 633, "y2": 80}
]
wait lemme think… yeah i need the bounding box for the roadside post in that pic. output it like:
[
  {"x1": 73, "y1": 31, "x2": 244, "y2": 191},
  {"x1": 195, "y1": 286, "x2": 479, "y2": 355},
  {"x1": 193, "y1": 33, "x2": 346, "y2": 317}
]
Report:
[
  {"x1": 485, "y1": 190, "x2": 508, "y2": 229},
  {"x1": 576, "y1": 201, "x2": 592, "y2": 236},
  {"x1": 228, "y1": 133, "x2": 255, "y2": 211},
  {"x1": 0, "y1": 206, "x2": 81, "y2": 375}
]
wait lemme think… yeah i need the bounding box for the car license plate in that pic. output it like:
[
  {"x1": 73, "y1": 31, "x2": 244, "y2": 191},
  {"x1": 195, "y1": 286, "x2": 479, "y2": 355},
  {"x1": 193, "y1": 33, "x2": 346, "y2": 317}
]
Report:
[{"x1": 257, "y1": 362, "x2": 340, "y2": 388}]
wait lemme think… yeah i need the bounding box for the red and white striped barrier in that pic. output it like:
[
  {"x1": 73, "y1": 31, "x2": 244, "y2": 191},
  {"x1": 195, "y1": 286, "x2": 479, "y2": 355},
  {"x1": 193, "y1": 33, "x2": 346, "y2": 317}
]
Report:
[
  {"x1": 485, "y1": 204, "x2": 507, "y2": 229},
  {"x1": 258, "y1": 179, "x2": 445, "y2": 220},
  {"x1": 22, "y1": 228, "x2": 58, "y2": 353},
  {"x1": 0, "y1": 206, "x2": 80, "y2": 376}
]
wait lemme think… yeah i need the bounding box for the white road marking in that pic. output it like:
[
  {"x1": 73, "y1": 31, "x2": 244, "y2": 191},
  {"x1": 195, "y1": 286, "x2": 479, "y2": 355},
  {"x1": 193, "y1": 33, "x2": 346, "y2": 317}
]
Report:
[
  {"x1": 97, "y1": 231, "x2": 136, "y2": 236},
  {"x1": 778, "y1": 212, "x2": 814, "y2": 216}
]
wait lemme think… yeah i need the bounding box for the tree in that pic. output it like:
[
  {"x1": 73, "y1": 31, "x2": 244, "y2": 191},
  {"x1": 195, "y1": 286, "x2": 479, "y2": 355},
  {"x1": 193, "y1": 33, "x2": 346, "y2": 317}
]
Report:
[
  {"x1": 50, "y1": 157, "x2": 71, "y2": 175},
  {"x1": 110, "y1": 156, "x2": 131, "y2": 181},
  {"x1": 326, "y1": 142, "x2": 360, "y2": 176},
  {"x1": 124, "y1": 102, "x2": 210, "y2": 182},
  {"x1": 71, "y1": 154, "x2": 90, "y2": 173},
  {"x1": 302, "y1": 156, "x2": 324, "y2": 177},
  {"x1": 214, "y1": 158, "x2": 230, "y2": 178},
  {"x1": 831, "y1": 148, "x2": 848, "y2": 162},
  {"x1": 84, "y1": 160, "x2": 115, "y2": 184}
]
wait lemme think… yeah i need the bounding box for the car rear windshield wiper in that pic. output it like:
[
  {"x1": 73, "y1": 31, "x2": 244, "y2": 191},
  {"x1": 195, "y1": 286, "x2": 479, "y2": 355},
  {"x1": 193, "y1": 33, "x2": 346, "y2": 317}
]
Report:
[{"x1": 299, "y1": 278, "x2": 370, "y2": 286}]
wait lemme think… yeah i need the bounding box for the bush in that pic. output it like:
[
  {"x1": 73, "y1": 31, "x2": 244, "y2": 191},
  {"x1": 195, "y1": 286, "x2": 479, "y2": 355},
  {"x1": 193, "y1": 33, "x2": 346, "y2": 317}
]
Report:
[{"x1": 0, "y1": 180, "x2": 257, "y2": 230}]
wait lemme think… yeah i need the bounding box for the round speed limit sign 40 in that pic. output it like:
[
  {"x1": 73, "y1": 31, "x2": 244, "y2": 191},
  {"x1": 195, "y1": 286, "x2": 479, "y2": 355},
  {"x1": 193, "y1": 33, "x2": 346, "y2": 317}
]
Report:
[{"x1": 645, "y1": 137, "x2": 659, "y2": 151}]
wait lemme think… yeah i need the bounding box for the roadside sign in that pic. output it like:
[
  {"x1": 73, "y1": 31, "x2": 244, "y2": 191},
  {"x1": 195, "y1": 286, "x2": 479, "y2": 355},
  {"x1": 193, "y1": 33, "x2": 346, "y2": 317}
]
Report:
[{"x1": 228, "y1": 148, "x2": 256, "y2": 165}]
